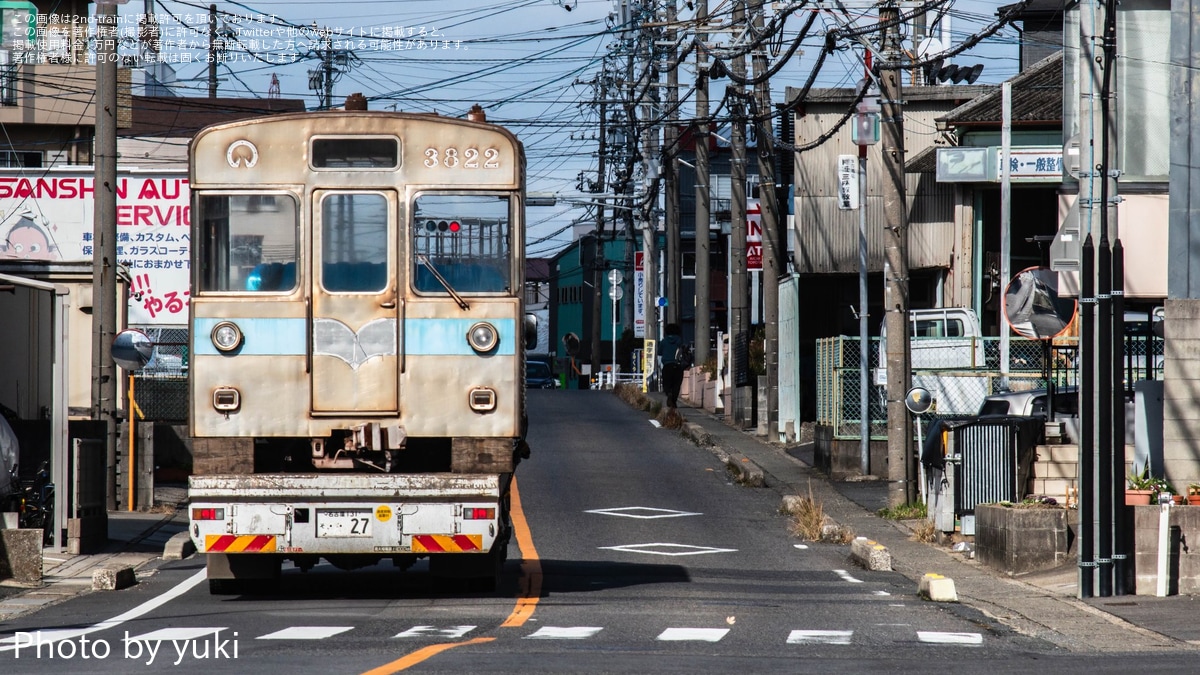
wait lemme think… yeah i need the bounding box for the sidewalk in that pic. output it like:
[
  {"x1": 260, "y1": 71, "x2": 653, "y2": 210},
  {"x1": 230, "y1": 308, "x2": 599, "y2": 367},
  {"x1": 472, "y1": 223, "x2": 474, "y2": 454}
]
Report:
[
  {"x1": 664, "y1": 396, "x2": 1200, "y2": 653},
  {"x1": 0, "y1": 486, "x2": 188, "y2": 622}
]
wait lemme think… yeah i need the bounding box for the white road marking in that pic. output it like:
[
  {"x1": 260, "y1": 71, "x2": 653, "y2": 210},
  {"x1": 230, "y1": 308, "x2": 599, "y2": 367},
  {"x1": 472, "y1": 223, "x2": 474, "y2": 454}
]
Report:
[
  {"x1": 787, "y1": 629, "x2": 853, "y2": 645},
  {"x1": 649, "y1": 420, "x2": 662, "y2": 428},
  {"x1": 0, "y1": 568, "x2": 207, "y2": 652},
  {"x1": 873, "y1": 590, "x2": 891, "y2": 596},
  {"x1": 917, "y1": 631, "x2": 983, "y2": 645},
  {"x1": 393, "y1": 625, "x2": 477, "y2": 639},
  {"x1": 257, "y1": 626, "x2": 353, "y2": 640},
  {"x1": 793, "y1": 544, "x2": 809, "y2": 550},
  {"x1": 657, "y1": 628, "x2": 729, "y2": 642},
  {"x1": 833, "y1": 569, "x2": 864, "y2": 583},
  {"x1": 127, "y1": 627, "x2": 225, "y2": 642},
  {"x1": 599, "y1": 543, "x2": 737, "y2": 556},
  {"x1": 585, "y1": 507, "x2": 702, "y2": 519},
  {"x1": 525, "y1": 626, "x2": 603, "y2": 640}
]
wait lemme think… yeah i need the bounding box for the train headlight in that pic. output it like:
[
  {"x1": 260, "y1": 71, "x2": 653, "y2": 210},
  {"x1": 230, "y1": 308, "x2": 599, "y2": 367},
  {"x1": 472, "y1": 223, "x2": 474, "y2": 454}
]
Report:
[
  {"x1": 211, "y1": 321, "x2": 243, "y2": 352},
  {"x1": 467, "y1": 322, "x2": 499, "y2": 353}
]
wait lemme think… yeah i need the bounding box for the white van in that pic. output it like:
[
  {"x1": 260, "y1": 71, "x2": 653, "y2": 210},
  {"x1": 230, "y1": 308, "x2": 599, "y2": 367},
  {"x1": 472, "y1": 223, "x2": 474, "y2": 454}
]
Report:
[{"x1": 874, "y1": 307, "x2": 985, "y2": 387}]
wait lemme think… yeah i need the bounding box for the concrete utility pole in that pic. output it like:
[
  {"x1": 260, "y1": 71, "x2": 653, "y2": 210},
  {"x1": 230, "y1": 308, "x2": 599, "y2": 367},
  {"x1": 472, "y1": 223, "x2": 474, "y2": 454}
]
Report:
[
  {"x1": 208, "y1": 4, "x2": 218, "y2": 97},
  {"x1": 641, "y1": 15, "x2": 660, "y2": 346},
  {"x1": 750, "y1": 0, "x2": 780, "y2": 438},
  {"x1": 693, "y1": 0, "x2": 712, "y2": 366},
  {"x1": 730, "y1": 0, "x2": 748, "y2": 425},
  {"x1": 93, "y1": 3, "x2": 119, "y2": 511},
  {"x1": 664, "y1": 1, "x2": 681, "y2": 326},
  {"x1": 590, "y1": 73, "x2": 609, "y2": 381},
  {"x1": 880, "y1": 5, "x2": 912, "y2": 507}
]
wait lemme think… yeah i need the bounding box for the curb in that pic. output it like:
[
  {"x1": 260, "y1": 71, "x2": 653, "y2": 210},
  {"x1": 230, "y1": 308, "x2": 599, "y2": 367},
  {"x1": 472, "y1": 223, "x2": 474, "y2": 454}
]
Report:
[
  {"x1": 92, "y1": 565, "x2": 137, "y2": 591},
  {"x1": 850, "y1": 537, "x2": 893, "y2": 571},
  {"x1": 163, "y1": 531, "x2": 196, "y2": 560},
  {"x1": 681, "y1": 422, "x2": 765, "y2": 487}
]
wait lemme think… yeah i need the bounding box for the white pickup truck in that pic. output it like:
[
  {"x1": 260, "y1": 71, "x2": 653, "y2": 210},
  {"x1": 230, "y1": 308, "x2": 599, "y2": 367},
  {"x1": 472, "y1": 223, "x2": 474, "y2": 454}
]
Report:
[{"x1": 874, "y1": 308, "x2": 988, "y2": 416}]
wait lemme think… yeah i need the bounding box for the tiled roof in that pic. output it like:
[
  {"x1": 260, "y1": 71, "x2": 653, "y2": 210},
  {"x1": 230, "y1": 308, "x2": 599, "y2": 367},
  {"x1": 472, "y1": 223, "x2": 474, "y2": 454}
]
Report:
[
  {"x1": 935, "y1": 51, "x2": 1063, "y2": 127},
  {"x1": 125, "y1": 96, "x2": 307, "y2": 138}
]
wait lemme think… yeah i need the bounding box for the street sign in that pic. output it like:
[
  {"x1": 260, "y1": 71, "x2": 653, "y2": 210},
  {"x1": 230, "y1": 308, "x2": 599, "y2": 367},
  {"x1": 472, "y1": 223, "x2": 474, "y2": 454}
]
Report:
[
  {"x1": 609, "y1": 285, "x2": 623, "y2": 301},
  {"x1": 608, "y1": 269, "x2": 623, "y2": 286}
]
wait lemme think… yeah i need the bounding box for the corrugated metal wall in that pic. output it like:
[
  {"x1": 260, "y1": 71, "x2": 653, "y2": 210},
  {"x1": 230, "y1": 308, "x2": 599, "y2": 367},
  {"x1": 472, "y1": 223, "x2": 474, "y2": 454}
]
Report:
[{"x1": 792, "y1": 94, "x2": 961, "y2": 274}]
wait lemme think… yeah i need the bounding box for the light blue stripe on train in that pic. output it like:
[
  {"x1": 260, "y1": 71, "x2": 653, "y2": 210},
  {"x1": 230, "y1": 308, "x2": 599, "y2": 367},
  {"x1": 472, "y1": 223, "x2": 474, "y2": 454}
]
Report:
[{"x1": 193, "y1": 317, "x2": 516, "y2": 356}]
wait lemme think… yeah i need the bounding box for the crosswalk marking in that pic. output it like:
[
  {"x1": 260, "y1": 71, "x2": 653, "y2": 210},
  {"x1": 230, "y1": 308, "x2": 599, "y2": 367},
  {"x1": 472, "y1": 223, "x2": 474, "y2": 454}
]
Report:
[
  {"x1": 656, "y1": 628, "x2": 729, "y2": 642},
  {"x1": 917, "y1": 631, "x2": 983, "y2": 645},
  {"x1": 787, "y1": 630, "x2": 853, "y2": 645},
  {"x1": 4, "y1": 623, "x2": 991, "y2": 646},
  {"x1": 257, "y1": 626, "x2": 353, "y2": 640},
  {"x1": 394, "y1": 625, "x2": 477, "y2": 639},
  {"x1": 525, "y1": 627, "x2": 604, "y2": 640}
]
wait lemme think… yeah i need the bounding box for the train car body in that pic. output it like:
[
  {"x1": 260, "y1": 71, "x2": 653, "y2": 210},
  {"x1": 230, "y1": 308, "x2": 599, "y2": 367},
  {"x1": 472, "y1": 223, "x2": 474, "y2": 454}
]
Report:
[{"x1": 184, "y1": 106, "x2": 529, "y2": 592}]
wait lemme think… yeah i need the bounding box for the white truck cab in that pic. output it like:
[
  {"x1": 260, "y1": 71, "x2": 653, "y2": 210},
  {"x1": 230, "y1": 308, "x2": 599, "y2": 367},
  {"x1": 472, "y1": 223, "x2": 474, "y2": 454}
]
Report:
[{"x1": 874, "y1": 307, "x2": 985, "y2": 387}]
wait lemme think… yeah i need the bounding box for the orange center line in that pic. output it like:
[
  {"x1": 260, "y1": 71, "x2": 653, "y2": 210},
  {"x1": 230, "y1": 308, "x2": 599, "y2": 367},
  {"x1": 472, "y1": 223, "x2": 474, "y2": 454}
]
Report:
[
  {"x1": 359, "y1": 477, "x2": 541, "y2": 673},
  {"x1": 501, "y1": 477, "x2": 542, "y2": 628},
  {"x1": 359, "y1": 637, "x2": 495, "y2": 675}
]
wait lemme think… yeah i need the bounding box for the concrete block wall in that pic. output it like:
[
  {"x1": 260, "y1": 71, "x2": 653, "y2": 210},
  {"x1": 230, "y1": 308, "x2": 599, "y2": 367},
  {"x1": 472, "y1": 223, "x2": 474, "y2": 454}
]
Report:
[
  {"x1": 976, "y1": 504, "x2": 1071, "y2": 576},
  {"x1": 1163, "y1": 299, "x2": 1200, "y2": 491},
  {"x1": 1133, "y1": 504, "x2": 1200, "y2": 595}
]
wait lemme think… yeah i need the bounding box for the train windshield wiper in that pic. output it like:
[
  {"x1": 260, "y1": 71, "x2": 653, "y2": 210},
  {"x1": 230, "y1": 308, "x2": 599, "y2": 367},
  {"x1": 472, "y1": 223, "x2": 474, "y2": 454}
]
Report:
[{"x1": 416, "y1": 255, "x2": 469, "y2": 311}]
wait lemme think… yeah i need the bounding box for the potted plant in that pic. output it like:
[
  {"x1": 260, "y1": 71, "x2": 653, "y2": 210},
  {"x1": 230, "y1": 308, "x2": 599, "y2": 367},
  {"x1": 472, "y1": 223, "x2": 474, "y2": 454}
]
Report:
[
  {"x1": 1126, "y1": 467, "x2": 1160, "y2": 505},
  {"x1": 1188, "y1": 484, "x2": 1200, "y2": 506}
]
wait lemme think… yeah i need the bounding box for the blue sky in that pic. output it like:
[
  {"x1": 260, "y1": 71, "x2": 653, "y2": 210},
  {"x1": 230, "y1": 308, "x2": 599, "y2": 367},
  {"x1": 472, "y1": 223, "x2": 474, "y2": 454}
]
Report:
[{"x1": 127, "y1": 0, "x2": 1022, "y2": 257}]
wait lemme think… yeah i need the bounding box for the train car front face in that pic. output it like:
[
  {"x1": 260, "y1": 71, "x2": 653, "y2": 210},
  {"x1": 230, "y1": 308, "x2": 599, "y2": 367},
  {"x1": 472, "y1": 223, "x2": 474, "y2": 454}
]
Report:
[{"x1": 188, "y1": 113, "x2": 526, "y2": 454}]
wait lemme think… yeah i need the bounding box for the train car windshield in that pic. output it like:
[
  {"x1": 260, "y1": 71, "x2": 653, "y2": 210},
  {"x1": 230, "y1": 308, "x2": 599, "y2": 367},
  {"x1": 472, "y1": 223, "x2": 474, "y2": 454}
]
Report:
[
  {"x1": 196, "y1": 193, "x2": 299, "y2": 293},
  {"x1": 412, "y1": 193, "x2": 511, "y2": 294}
]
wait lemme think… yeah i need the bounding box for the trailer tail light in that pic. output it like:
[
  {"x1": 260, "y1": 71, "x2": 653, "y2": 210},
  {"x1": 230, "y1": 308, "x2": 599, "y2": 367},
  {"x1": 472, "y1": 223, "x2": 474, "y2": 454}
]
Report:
[
  {"x1": 463, "y1": 507, "x2": 495, "y2": 520},
  {"x1": 192, "y1": 508, "x2": 225, "y2": 521}
]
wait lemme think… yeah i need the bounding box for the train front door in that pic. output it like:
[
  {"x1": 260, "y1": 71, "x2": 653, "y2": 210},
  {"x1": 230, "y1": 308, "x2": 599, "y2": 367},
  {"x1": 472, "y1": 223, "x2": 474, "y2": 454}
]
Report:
[{"x1": 310, "y1": 190, "x2": 400, "y2": 414}]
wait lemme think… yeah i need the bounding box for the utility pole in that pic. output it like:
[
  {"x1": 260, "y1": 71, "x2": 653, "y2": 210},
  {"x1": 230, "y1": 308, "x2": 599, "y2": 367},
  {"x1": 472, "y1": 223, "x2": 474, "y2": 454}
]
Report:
[
  {"x1": 729, "y1": 0, "x2": 748, "y2": 426},
  {"x1": 750, "y1": 0, "x2": 780, "y2": 438},
  {"x1": 591, "y1": 74, "x2": 609, "y2": 382},
  {"x1": 641, "y1": 11, "x2": 660, "y2": 348},
  {"x1": 208, "y1": 4, "x2": 218, "y2": 97},
  {"x1": 664, "y1": 0, "x2": 681, "y2": 326},
  {"x1": 93, "y1": 2, "x2": 119, "y2": 510},
  {"x1": 880, "y1": 5, "x2": 912, "y2": 507},
  {"x1": 693, "y1": 0, "x2": 712, "y2": 366}
]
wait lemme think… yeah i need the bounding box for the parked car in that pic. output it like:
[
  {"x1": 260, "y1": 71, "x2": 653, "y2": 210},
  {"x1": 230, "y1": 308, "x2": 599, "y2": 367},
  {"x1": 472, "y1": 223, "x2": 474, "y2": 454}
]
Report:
[
  {"x1": 525, "y1": 359, "x2": 558, "y2": 389},
  {"x1": 978, "y1": 386, "x2": 1134, "y2": 445}
]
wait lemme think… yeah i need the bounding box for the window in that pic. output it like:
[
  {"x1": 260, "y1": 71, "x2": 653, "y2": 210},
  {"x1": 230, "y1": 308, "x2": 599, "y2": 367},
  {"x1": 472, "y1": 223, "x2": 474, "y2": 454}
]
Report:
[
  {"x1": 197, "y1": 193, "x2": 298, "y2": 293},
  {"x1": 312, "y1": 137, "x2": 399, "y2": 169},
  {"x1": 413, "y1": 193, "x2": 511, "y2": 294},
  {"x1": 321, "y1": 192, "x2": 389, "y2": 292},
  {"x1": 0, "y1": 150, "x2": 41, "y2": 168}
]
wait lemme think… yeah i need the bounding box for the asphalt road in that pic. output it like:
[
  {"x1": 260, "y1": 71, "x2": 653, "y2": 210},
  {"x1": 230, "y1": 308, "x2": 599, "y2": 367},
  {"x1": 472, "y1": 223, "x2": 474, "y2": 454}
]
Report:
[{"x1": 1, "y1": 389, "x2": 1198, "y2": 673}]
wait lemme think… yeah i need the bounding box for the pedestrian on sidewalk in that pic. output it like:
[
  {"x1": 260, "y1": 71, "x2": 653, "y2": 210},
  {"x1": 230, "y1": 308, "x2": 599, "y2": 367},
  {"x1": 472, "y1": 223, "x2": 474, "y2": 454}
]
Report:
[{"x1": 660, "y1": 323, "x2": 686, "y2": 409}]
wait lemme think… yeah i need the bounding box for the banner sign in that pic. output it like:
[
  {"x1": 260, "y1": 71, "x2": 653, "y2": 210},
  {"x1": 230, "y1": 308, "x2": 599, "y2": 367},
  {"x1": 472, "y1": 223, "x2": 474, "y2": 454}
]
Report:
[{"x1": 0, "y1": 169, "x2": 190, "y2": 325}]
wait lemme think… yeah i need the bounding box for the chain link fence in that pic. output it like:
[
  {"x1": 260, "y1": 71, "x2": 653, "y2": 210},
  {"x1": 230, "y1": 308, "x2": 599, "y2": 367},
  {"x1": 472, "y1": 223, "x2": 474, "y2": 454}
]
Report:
[
  {"x1": 130, "y1": 326, "x2": 187, "y2": 423},
  {"x1": 817, "y1": 336, "x2": 1091, "y2": 440}
]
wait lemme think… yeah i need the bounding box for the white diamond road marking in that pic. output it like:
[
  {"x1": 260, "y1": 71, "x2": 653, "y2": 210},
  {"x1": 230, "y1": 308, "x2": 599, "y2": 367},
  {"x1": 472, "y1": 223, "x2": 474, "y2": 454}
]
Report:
[
  {"x1": 525, "y1": 627, "x2": 604, "y2": 640},
  {"x1": 833, "y1": 569, "x2": 864, "y2": 584},
  {"x1": 257, "y1": 626, "x2": 353, "y2": 640},
  {"x1": 787, "y1": 630, "x2": 854, "y2": 645},
  {"x1": 917, "y1": 631, "x2": 983, "y2": 645},
  {"x1": 394, "y1": 626, "x2": 476, "y2": 639},
  {"x1": 599, "y1": 542, "x2": 737, "y2": 556},
  {"x1": 126, "y1": 627, "x2": 227, "y2": 642},
  {"x1": 585, "y1": 507, "x2": 702, "y2": 519},
  {"x1": 657, "y1": 628, "x2": 730, "y2": 642}
]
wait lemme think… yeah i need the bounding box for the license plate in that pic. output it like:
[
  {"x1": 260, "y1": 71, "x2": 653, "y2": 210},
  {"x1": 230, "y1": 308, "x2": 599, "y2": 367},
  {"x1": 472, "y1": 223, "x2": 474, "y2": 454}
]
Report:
[{"x1": 316, "y1": 510, "x2": 373, "y2": 537}]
